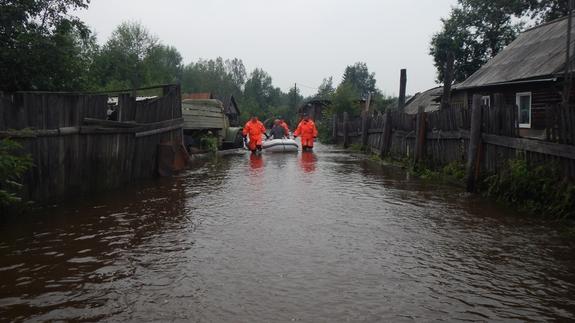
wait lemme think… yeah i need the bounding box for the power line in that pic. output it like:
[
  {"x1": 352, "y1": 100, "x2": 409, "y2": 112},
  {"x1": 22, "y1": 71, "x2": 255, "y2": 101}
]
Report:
[{"x1": 295, "y1": 82, "x2": 320, "y2": 90}]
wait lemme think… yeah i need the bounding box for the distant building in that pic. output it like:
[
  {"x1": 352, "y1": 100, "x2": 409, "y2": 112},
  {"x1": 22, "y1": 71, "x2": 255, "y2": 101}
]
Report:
[
  {"x1": 298, "y1": 99, "x2": 331, "y2": 121},
  {"x1": 403, "y1": 87, "x2": 443, "y2": 115},
  {"x1": 183, "y1": 92, "x2": 214, "y2": 100},
  {"x1": 218, "y1": 95, "x2": 241, "y2": 126}
]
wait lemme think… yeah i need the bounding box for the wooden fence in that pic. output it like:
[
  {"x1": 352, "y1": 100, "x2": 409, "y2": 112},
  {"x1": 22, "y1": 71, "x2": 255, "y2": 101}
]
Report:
[
  {"x1": 333, "y1": 94, "x2": 575, "y2": 191},
  {"x1": 0, "y1": 84, "x2": 186, "y2": 202}
]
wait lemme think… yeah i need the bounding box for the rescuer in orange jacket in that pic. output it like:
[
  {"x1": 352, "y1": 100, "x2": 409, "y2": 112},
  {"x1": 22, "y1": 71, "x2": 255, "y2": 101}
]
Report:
[
  {"x1": 242, "y1": 116, "x2": 267, "y2": 153},
  {"x1": 294, "y1": 114, "x2": 318, "y2": 151}
]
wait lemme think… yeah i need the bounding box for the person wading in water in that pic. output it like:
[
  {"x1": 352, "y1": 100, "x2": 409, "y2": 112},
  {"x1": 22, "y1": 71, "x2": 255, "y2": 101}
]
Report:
[
  {"x1": 294, "y1": 114, "x2": 318, "y2": 151},
  {"x1": 242, "y1": 116, "x2": 267, "y2": 153}
]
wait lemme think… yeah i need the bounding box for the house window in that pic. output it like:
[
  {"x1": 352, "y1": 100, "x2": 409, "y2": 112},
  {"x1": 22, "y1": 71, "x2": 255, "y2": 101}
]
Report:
[
  {"x1": 516, "y1": 92, "x2": 531, "y2": 128},
  {"x1": 481, "y1": 95, "x2": 491, "y2": 108}
]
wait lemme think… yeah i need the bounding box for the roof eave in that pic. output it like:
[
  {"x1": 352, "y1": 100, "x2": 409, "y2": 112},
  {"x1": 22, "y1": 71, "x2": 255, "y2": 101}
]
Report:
[{"x1": 454, "y1": 77, "x2": 559, "y2": 91}]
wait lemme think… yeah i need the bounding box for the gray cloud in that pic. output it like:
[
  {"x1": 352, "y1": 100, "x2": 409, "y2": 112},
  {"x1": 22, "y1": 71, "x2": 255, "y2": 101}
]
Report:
[{"x1": 77, "y1": 0, "x2": 457, "y2": 96}]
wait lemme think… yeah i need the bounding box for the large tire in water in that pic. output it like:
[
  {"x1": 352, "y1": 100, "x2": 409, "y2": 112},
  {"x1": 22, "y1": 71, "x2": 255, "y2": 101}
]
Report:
[
  {"x1": 233, "y1": 131, "x2": 244, "y2": 148},
  {"x1": 222, "y1": 130, "x2": 244, "y2": 150}
]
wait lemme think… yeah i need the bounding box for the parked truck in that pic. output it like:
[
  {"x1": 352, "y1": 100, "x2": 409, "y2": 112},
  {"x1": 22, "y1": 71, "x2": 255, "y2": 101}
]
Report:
[{"x1": 181, "y1": 99, "x2": 243, "y2": 152}]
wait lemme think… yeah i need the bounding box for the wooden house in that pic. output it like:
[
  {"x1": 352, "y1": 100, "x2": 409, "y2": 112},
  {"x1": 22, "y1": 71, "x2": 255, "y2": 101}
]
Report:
[
  {"x1": 403, "y1": 87, "x2": 443, "y2": 115},
  {"x1": 218, "y1": 95, "x2": 241, "y2": 126},
  {"x1": 298, "y1": 99, "x2": 331, "y2": 121},
  {"x1": 451, "y1": 15, "x2": 575, "y2": 139}
]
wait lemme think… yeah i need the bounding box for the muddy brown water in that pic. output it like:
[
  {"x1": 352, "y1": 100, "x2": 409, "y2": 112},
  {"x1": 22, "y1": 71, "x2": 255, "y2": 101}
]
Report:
[{"x1": 1, "y1": 144, "x2": 574, "y2": 322}]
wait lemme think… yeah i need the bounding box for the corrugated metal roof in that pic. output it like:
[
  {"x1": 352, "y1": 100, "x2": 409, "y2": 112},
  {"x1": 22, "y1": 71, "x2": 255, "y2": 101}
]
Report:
[
  {"x1": 403, "y1": 87, "x2": 443, "y2": 114},
  {"x1": 455, "y1": 14, "x2": 575, "y2": 89}
]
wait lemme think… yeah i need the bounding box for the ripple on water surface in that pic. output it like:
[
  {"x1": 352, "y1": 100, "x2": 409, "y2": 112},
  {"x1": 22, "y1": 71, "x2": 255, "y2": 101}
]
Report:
[{"x1": 0, "y1": 144, "x2": 574, "y2": 322}]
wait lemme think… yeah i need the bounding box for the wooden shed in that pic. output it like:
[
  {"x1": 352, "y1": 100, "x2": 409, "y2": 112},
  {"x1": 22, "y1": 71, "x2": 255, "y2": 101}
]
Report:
[
  {"x1": 298, "y1": 98, "x2": 331, "y2": 121},
  {"x1": 219, "y1": 95, "x2": 241, "y2": 126},
  {"x1": 452, "y1": 14, "x2": 575, "y2": 139}
]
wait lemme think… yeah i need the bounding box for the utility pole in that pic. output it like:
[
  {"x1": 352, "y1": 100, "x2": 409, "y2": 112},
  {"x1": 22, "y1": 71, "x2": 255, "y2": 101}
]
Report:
[
  {"x1": 398, "y1": 69, "x2": 407, "y2": 110},
  {"x1": 294, "y1": 83, "x2": 299, "y2": 118},
  {"x1": 563, "y1": 0, "x2": 575, "y2": 106}
]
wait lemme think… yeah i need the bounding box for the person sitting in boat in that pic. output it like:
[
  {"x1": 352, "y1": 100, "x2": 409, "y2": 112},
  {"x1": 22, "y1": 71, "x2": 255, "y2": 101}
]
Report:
[
  {"x1": 277, "y1": 116, "x2": 290, "y2": 136},
  {"x1": 242, "y1": 116, "x2": 267, "y2": 153},
  {"x1": 294, "y1": 114, "x2": 318, "y2": 151},
  {"x1": 270, "y1": 119, "x2": 288, "y2": 139}
]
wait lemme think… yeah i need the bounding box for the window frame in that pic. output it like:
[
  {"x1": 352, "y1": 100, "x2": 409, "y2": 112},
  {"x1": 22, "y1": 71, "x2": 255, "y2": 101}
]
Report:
[
  {"x1": 481, "y1": 95, "x2": 491, "y2": 108},
  {"x1": 516, "y1": 92, "x2": 532, "y2": 129}
]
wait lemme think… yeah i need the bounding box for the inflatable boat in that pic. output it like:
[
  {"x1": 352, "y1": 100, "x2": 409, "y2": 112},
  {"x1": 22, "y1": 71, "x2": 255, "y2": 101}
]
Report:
[{"x1": 262, "y1": 138, "x2": 299, "y2": 152}]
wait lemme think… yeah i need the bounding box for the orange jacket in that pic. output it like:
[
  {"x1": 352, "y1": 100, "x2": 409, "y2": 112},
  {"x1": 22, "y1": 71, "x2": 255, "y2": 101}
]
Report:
[
  {"x1": 242, "y1": 119, "x2": 266, "y2": 138},
  {"x1": 279, "y1": 120, "x2": 290, "y2": 134},
  {"x1": 294, "y1": 119, "x2": 318, "y2": 139}
]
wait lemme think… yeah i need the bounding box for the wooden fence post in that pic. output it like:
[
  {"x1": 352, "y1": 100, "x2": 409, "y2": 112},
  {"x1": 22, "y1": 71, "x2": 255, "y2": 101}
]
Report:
[
  {"x1": 361, "y1": 92, "x2": 372, "y2": 150},
  {"x1": 466, "y1": 94, "x2": 483, "y2": 192},
  {"x1": 379, "y1": 112, "x2": 392, "y2": 157},
  {"x1": 361, "y1": 114, "x2": 369, "y2": 150},
  {"x1": 413, "y1": 105, "x2": 427, "y2": 164},
  {"x1": 398, "y1": 69, "x2": 407, "y2": 110},
  {"x1": 332, "y1": 114, "x2": 338, "y2": 143},
  {"x1": 343, "y1": 112, "x2": 349, "y2": 148}
]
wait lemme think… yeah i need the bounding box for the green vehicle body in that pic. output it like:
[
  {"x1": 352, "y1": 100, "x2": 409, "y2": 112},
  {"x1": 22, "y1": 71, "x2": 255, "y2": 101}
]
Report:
[{"x1": 181, "y1": 99, "x2": 243, "y2": 151}]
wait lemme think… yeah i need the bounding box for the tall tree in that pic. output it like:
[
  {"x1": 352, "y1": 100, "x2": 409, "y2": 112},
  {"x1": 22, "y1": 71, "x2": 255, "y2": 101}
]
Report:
[
  {"x1": 90, "y1": 21, "x2": 183, "y2": 90},
  {"x1": 181, "y1": 57, "x2": 246, "y2": 97},
  {"x1": 241, "y1": 68, "x2": 283, "y2": 120},
  {"x1": 341, "y1": 62, "x2": 377, "y2": 97},
  {"x1": 316, "y1": 77, "x2": 335, "y2": 98},
  {"x1": 287, "y1": 85, "x2": 303, "y2": 110},
  {"x1": 0, "y1": 0, "x2": 93, "y2": 91}
]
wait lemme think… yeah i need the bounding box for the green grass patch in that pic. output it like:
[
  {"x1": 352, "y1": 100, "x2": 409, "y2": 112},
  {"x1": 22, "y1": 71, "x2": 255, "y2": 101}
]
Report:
[
  {"x1": 481, "y1": 159, "x2": 575, "y2": 220},
  {"x1": 0, "y1": 139, "x2": 33, "y2": 213},
  {"x1": 199, "y1": 135, "x2": 219, "y2": 153}
]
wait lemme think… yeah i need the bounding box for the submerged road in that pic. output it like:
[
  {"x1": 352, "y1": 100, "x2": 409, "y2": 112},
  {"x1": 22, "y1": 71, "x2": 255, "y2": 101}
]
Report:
[{"x1": 1, "y1": 144, "x2": 574, "y2": 321}]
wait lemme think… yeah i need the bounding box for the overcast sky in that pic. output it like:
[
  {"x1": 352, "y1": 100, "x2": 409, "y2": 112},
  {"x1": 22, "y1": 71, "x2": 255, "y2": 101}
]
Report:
[{"x1": 77, "y1": 0, "x2": 457, "y2": 97}]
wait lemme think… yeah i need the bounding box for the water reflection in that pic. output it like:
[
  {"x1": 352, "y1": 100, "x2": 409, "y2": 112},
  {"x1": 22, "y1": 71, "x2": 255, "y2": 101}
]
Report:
[
  {"x1": 0, "y1": 144, "x2": 574, "y2": 322},
  {"x1": 299, "y1": 151, "x2": 317, "y2": 173},
  {"x1": 249, "y1": 153, "x2": 264, "y2": 171}
]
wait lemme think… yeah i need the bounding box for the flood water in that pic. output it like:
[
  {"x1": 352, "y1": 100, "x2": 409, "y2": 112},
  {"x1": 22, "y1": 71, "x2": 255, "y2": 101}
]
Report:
[{"x1": 1, "y1": 144, "x2": 575, "y2": 322}]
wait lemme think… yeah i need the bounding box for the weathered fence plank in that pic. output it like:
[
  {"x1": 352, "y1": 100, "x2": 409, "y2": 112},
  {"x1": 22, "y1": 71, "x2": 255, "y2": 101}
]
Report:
[
  {"x1": 414, "y1": 106, "x2": 427, "y2": 163},
  {"x1": 466, "y1": 95, "x2": 483, "y2": 192},
  {"x1": 1, "y1": 84, "x2": 185, "y2": 203},
  {"x1": 343, "y1": 112, "x2": 349, "y2": 148},
  {"x1": 333, "y1": 93, "x2": 575, "y2": 181}
]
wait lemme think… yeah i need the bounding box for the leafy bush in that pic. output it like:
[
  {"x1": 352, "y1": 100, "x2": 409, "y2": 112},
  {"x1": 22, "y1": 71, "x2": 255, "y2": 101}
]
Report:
[
  {"x1": 442, "y1": 161, "x2": 466, "y2": 182},
  {"x1": 483, "y1": 159, "x2": 575, "y2": 219},
  {"x1": 317, "y1": 122, "x2": 333, "y2": 144},
  {"x1": 0, "y1": 139, "x2": 33, "y2": 208},
  {"x1": 199, "y1": 135, "x2": 219, "y2": 153}
]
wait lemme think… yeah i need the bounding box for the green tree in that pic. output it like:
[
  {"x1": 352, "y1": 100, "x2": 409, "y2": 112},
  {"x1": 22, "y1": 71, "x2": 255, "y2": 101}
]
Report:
[
  {"x1": 287, "y1": 85, "x2": 303, "y2": 110},
  {"x1": 0, "y1": 0, "x2": 94, "y2": 91},
  {"x1": 241, "y1": 68, "x2": 282, "y2": 119},
  {"x1": 330, "y1": 82, "x2": 360, "y2": 117},
  {"x1": 181, "y1": 57, "x2": 246, "y2": 97},
  {"x1": 144, "y1": 45, "x2": 183, "y2": 86},
  {"x1": 90, "y1": 22, "x2": 181, "y2": 90},
  {"x1": 0, "y1": 139, "x2": 32, "y2": 209},
  {"x1": 341, "y1": 62, "x2": 377, "y2": 97},
  {"x1": 316, "y1": 77, "x2": 335, "y2": 99}
]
